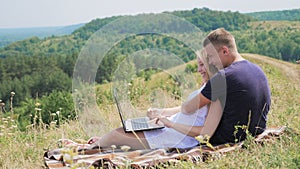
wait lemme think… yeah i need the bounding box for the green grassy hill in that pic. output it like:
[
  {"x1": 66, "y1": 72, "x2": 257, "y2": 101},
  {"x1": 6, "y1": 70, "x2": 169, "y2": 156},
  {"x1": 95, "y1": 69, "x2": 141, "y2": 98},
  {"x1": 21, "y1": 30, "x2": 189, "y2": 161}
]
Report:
[{"x1": 0, "y1": 53, "x2": 299, "y2": 168}]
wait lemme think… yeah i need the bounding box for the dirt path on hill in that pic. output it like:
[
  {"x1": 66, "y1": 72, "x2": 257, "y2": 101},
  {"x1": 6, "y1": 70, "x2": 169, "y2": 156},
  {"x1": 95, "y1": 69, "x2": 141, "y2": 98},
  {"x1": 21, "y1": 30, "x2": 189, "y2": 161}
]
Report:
[{"x1": 242, "y1": 53, "x2": 300, "y2": 90}]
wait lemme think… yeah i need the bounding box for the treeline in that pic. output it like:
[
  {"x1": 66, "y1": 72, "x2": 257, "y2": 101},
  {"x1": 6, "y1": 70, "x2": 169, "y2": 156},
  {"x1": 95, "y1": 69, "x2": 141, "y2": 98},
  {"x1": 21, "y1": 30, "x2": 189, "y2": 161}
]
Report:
[
  {"x1": 170, "y1": 7, "x2": 254, "y2": 31},
  {"x1": 0, "y1": 55, "x2": 74, "y2": 103},
  {"x1": 0, "y1": 24, "x2": 84, "y2": 48},
  {"x1": 234, "y1": 28, "x2": 300, "y2": 61},
  {"x1": 0, "y1": 8, "x2": 299, "y2": 129},
  {"x1": 247, "y1": 8, "x2": 300, "y2": 21}
]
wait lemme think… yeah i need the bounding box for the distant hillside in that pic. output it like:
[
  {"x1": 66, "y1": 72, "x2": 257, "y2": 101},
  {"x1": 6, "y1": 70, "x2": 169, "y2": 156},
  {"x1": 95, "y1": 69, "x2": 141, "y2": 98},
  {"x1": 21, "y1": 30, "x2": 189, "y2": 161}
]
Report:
[
  {"x1": 232, "y1": 20, "x2": 300, "y2": 61},
  {"x1": 168, "y1": 7, "x2": 254, "y2": 31},
  {"x1": 0, "y1": 23, "x2": 84, "y2": 48},
  {"x1": 0, "y1": 7, "x2": 299, "y2": 108},
  {"x1": 246, "y1": 8, "x2": 300, "y2": 21}
]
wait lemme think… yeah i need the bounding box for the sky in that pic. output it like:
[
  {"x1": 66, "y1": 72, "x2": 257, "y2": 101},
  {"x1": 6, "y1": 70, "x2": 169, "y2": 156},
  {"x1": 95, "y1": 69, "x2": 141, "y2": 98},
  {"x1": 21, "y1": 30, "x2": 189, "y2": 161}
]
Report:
[{"x1": 1, "y1": 0, "x2": 299, "y2": 28}]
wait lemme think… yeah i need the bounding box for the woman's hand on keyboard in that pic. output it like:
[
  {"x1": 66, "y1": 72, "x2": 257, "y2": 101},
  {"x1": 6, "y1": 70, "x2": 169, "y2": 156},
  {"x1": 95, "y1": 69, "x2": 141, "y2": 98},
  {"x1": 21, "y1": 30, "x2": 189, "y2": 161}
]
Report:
[{"x1": 147, "y1": 108, "x2": 163, "y2": 119}]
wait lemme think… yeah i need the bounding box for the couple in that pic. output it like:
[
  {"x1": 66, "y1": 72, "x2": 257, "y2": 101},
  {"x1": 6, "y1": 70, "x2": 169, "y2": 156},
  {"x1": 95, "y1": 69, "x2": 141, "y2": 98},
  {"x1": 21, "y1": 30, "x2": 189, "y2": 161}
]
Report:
[{"x1": 88, "y1": 28, "x2": 271, "y2": 150}]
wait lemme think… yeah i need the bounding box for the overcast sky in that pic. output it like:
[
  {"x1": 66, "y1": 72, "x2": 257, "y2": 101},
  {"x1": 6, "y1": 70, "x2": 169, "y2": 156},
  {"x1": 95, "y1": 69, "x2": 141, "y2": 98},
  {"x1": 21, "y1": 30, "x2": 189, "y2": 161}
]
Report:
[{"x1": 1, "y1": 0, "x2": 299, "y2": 28}]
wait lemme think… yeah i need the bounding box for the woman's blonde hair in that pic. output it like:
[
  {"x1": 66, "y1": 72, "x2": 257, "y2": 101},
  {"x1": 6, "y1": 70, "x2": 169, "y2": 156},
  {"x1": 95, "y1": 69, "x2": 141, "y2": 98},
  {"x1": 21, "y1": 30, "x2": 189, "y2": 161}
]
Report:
[{"x1": 196, "y1": 49, "x2": 218, "y2": 79}]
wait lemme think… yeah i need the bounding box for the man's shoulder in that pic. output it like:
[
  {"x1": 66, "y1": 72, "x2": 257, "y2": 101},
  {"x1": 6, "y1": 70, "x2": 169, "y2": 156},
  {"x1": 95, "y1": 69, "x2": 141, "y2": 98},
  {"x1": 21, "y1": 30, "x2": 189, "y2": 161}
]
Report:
[{"x1": 227, "y1": 60, "x2": 262, "y2": 72}]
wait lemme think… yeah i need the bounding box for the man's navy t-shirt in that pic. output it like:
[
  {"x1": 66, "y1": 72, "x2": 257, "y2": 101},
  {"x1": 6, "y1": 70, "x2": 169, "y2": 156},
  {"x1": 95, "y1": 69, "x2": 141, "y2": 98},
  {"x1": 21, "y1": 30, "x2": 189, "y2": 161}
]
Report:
[{"x1": 201, "y1": 60, "x2": 271, "y2": 145}]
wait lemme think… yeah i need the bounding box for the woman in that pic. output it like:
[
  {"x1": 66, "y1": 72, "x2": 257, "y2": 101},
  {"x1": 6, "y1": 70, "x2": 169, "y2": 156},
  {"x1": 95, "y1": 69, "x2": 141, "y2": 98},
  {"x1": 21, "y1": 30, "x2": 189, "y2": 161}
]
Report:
[{"x1": 88, "y1": 50, "x2": 219, "y2": 150}]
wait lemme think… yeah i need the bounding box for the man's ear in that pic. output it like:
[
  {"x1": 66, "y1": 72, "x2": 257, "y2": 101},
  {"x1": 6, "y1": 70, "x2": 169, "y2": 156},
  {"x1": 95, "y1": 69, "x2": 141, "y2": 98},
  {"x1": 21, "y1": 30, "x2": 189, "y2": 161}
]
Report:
[{"x1": 221, "y1": 46, "x2": 229, "y2": 55}]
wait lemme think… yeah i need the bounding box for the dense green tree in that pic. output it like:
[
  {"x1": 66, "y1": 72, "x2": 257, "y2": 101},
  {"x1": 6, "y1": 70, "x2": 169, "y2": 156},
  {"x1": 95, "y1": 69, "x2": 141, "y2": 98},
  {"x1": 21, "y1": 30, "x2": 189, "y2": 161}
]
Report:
[{"x1": 16, "y1": 90, "x2": 75, "y2": 130}]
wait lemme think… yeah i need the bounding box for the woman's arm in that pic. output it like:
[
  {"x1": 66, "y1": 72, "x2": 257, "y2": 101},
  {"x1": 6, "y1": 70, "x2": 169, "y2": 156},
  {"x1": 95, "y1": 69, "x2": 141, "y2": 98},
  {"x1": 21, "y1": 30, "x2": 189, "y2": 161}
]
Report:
[
  {"x1": 147, "y1": 106, "x2": 181, "y2": 119},
  {"x1": 157, "y1": 99, "x2": 222, "y2": 138},
  {"x1": 161, "y1": 106, "x2": 181, "y2": 116}
]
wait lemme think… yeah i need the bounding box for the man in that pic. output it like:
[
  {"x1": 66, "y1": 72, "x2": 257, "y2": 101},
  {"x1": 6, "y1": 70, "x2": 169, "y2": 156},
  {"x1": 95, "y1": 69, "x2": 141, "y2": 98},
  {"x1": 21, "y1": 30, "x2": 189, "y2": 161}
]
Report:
[{"x1": 182, "y1": 28, "x2": 271, "y2": 145}]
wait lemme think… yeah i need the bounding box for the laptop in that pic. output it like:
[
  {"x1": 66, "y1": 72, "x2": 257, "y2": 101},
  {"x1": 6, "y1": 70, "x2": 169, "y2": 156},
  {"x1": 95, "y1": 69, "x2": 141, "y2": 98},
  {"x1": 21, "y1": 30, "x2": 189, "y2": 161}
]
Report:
[{"x1": 113, "y1": 89, "x2": 165, "y2": 133}]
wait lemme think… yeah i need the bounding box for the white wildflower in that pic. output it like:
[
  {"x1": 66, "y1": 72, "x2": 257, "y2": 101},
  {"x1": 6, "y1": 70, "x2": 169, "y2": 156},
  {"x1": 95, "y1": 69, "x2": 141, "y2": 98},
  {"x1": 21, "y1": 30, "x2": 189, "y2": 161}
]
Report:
[{"x1": 121, "y1": 145, "x2": 131, "y2": 152}]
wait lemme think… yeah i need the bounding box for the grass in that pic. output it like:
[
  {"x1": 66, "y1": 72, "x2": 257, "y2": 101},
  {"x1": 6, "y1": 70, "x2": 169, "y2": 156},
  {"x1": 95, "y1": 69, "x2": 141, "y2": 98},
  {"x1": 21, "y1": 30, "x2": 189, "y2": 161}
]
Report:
[{"x1": 0, "y1": 53, "x2": 299, "y2": 168}]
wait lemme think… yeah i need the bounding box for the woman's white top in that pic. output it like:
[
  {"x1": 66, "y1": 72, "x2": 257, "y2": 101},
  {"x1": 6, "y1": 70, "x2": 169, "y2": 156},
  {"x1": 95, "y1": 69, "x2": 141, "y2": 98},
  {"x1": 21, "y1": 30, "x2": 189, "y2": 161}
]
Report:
[{"x1": 143, "y1": 86, "x2": 208, "y2": 149}]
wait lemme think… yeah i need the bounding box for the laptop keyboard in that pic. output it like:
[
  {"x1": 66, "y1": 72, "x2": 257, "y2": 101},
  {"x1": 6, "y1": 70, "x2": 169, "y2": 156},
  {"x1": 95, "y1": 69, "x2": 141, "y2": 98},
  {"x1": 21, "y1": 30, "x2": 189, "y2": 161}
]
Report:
[{"x1": 131, "y1": 118, "x2": 149, "y2": 130}]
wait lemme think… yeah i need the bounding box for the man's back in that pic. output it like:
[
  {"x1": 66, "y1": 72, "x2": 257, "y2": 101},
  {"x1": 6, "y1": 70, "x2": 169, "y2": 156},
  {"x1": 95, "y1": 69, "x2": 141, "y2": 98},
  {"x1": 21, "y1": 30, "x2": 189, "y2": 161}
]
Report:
[{"x1": 201, "y1": 60, "x2": 271, "y2": 145}]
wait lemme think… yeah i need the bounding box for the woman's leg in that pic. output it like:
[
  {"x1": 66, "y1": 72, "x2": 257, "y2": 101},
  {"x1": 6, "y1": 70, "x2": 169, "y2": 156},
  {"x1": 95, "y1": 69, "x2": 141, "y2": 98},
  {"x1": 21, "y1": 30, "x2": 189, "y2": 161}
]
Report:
[{"x1": 90, "y1": 127, "x2": 150, "y2": 150}]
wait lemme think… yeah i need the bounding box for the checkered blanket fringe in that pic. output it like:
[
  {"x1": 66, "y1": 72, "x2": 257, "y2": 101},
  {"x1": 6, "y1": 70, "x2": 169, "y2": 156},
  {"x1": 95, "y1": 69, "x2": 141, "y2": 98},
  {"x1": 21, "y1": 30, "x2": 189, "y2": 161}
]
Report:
[{"x1": 44, "y1": 126, "x2": 286, "y2": 169}]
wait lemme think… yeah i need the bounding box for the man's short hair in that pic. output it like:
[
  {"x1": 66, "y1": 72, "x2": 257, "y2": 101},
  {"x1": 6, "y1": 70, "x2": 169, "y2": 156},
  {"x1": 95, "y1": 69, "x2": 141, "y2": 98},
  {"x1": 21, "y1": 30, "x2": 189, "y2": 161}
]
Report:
[{"x1": 203, "y1": 28, "x2": 237, "y2": 52}]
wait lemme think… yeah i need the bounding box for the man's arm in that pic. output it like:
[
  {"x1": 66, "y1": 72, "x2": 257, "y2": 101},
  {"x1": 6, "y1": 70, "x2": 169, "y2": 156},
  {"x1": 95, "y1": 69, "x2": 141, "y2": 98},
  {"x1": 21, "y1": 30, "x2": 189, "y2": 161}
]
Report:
[
  {"x1": 200, "y1": 99, "x2": 222, "y2": 137},
  {"x1": 181, "y1": 93, "x2": 210, "y2": 114},
  {"x1": 155, "y1": 117, "x2": 203, "y2": 137}
]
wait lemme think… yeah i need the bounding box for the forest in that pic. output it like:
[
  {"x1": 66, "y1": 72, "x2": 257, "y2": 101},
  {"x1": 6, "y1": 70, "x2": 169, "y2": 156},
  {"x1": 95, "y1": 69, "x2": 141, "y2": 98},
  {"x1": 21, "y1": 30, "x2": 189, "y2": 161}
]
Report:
[
  {"x1": 247, "y1": 8, "x2": 300, "y2": 21},
  {"x1": 0, "y1": 7, "x2": 299, "y2": 129}
]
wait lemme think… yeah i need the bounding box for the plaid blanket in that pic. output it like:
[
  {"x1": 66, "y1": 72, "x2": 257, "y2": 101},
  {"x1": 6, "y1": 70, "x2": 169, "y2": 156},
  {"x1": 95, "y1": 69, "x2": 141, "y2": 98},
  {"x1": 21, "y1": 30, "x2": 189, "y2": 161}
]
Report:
[{"x1": 44, "y1": 126, "x2": 286, "y2": 169}]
